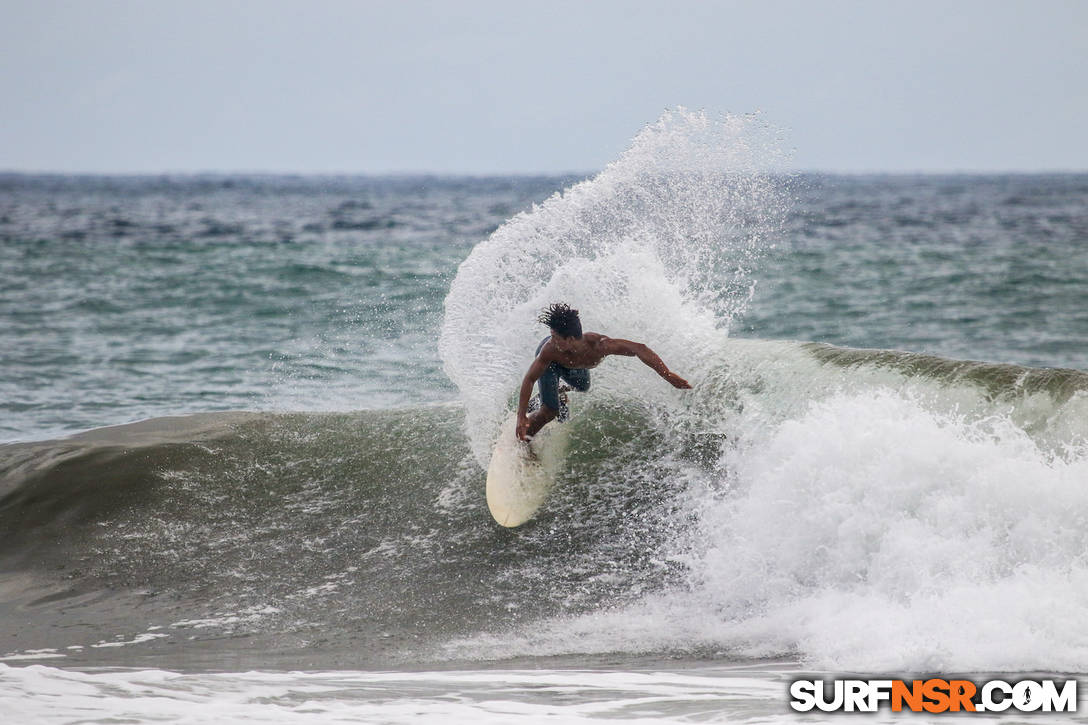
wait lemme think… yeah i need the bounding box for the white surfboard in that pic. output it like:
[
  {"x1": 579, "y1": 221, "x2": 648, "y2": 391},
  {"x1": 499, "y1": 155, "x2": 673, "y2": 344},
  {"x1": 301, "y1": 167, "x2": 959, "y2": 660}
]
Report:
[{"x1": 485, "y1": 414, "x2": 570, "y2": 527}]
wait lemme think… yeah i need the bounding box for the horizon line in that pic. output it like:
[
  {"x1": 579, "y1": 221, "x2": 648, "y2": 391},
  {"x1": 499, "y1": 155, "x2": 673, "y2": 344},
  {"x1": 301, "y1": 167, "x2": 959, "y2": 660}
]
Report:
[{"x1": 3, "y1": 168, "x2": 1088, "y2": 178}]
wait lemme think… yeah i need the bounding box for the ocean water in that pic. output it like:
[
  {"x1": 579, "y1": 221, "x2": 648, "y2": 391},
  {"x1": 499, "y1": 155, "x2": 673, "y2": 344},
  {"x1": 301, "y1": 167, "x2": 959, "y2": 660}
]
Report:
[{"x1": 2, "y1": 110, "x2": 1088, "y2": 722}]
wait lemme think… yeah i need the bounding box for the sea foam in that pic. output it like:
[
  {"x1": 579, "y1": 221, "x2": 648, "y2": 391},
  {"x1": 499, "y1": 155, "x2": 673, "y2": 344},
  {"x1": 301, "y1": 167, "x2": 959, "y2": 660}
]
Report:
[{"x1": 439, "y1": 109, "x2": 1088, "y2": 672}]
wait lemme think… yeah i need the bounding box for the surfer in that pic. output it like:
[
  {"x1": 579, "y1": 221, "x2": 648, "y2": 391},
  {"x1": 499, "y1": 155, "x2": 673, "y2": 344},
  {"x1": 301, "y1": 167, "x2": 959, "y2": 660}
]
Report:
[{"x1": 516, "y1": 303, "x2": 692, "y2": 441}]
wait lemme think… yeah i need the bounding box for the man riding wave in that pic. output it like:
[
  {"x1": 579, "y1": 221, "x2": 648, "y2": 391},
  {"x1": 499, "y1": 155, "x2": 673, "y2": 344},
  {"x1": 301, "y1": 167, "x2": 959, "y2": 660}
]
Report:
[{"x1": 516, "y1": 303, "x2": 692, "y2": 441}]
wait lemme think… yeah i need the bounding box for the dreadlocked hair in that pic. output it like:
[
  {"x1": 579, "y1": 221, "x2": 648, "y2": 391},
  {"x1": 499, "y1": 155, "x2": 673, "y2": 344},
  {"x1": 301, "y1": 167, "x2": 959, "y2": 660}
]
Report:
[{"x1": 538, "y1": 302, "x2": 583, "y2": 339}]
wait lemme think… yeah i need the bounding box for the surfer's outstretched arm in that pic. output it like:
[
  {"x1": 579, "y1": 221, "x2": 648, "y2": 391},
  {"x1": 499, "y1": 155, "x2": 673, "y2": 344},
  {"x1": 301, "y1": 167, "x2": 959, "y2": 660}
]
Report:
[{"x1": 602, "y1": 338, "x2": 692, "y2": 389}]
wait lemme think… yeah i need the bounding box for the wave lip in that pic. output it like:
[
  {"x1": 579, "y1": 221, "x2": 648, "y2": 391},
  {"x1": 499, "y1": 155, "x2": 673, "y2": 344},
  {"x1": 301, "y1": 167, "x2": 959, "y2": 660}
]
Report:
[
  {"x1": 0, "y1": 412, "x2": 262, "y2": 520},
  {"x1": 804, "y1": 341, "x2": 1088, "y2": 403}
]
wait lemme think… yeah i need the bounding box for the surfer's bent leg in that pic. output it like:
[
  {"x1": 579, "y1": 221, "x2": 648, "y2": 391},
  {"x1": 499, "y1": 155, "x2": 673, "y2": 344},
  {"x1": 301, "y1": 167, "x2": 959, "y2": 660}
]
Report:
[
  {"x1": 525, "y1": 361, "x2": 562, "y2": 438},
  {"x1": 536, "y1": 363, "x2": 563, "y2": 411}
]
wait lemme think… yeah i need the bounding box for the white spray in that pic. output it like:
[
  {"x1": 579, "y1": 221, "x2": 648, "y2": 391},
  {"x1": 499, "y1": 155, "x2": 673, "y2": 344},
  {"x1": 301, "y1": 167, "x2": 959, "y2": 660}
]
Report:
[{"x1": 440, "y1": 108, "x2": 789, "y2": 464}]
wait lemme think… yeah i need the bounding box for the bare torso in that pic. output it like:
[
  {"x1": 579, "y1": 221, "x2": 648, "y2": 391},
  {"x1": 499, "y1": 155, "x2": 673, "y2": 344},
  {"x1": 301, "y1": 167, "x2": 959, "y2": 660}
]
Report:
[{"x1": 537, "y1": 331, "x2": 612, "y2": 369}]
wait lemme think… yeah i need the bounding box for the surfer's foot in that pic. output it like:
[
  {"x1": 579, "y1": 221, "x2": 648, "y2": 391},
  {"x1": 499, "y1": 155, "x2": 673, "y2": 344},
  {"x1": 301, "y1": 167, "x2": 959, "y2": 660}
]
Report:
[{"x1": 520, "y1": 439, "x2": 540, "y2": 462}]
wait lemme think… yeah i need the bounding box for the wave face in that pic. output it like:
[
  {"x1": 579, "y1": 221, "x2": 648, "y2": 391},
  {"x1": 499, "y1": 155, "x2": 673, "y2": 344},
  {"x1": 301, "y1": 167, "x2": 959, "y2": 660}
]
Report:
[
  {"x1": 2, "y1": 341, "x2": 1086, "y2": 671},
  {"x1": 0, "y1": 404, "x2": 701, "y2": 668},
  {"x1": 3, "y1": 111, "x2": 1088, "y2": 673}
]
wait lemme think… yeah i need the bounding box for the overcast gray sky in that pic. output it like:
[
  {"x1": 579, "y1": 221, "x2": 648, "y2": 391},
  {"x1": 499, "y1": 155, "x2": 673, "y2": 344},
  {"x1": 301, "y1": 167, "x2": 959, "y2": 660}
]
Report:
[{"x1": 2, "y1": 0, "x2": 1086, "y2": 174}]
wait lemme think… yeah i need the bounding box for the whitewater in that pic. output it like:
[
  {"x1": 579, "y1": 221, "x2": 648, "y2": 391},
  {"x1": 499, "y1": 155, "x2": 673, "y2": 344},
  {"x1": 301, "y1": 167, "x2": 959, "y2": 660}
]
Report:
[{"x1": 3, "y1": 109, "x2": 1088, "y2": 721}]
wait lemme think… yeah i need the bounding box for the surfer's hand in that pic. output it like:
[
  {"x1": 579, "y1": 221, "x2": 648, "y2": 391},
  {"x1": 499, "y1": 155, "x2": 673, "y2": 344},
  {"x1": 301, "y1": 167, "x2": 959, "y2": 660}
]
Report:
[
  {"x1": 665, "y1": 372, "x2": 692, "y2": 389},
  {"x1": 516, "y1": 415, "x2": 531, "y2": 441}
]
